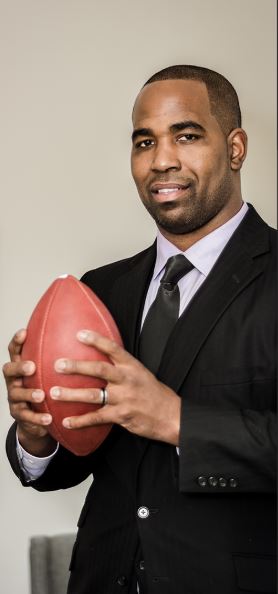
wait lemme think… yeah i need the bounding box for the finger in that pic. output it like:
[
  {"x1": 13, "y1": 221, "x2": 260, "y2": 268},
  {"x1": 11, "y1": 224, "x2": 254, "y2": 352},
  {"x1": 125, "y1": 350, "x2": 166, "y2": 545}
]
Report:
[
  {"x1": 54, "y1": 358, "x2": 122, "y2": 383},
  {"x1": 8, "y1": 387, "x2": 45, "y2": 405},
  {"x1": 77, "y1": 330, "x2": 134, "y2": 365},
  {"x1": 8, "y1": 329, "x2": 27, "y2": 361},
  {"x1": 50, "y1": 386, "x2": 107, "y2": 404},
  {"x1": 10, "y1": 403, "x2": 52, "y2": 426},
  {"x1": 62, "y1": 407, "x2": 114, "y2": 430},
  {"x1": 2, "y1": 360, "x2": 36, "y2": 380}
]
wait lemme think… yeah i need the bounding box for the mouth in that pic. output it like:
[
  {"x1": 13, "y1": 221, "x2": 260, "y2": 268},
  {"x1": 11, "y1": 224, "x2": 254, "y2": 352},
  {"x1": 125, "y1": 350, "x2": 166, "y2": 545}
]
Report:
[{"x1": 149, "y1": 182, "x2": 191, "y2": 202}]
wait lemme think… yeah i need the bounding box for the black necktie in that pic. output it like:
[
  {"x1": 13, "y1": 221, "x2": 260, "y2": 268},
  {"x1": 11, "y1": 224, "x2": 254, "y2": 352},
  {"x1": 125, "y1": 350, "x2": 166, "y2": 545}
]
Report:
[{"x1": 139, "y1": 254, "x2": 194, "y2": 373}]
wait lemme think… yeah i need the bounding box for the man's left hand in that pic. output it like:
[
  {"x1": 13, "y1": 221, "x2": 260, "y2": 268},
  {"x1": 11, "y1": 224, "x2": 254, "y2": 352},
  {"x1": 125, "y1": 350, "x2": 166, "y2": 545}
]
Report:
[{"x1": 51, "y1": 330, "x2": 181, "y2": 446}]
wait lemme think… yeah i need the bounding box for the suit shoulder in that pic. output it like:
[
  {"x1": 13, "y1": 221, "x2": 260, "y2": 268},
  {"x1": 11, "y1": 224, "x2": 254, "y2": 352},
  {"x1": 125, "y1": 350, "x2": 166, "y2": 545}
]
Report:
[
  {"x1": 263, "y1": 220, "x2": 277, "y2": 255},
  {"x1": 80, "y1": 244, "x2": 155, "y2": 290},
  {"x1": 268, "y1": 225, "x2": 277, "y2": 243},
  {"x1": 240, "y1": 204, "x2": 276, "y2": 258}
]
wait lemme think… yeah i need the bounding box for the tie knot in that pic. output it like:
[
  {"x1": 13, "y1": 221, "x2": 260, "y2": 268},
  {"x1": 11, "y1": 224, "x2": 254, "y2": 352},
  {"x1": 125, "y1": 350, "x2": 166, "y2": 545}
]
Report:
[{"x1": 161, "y1": 254, "x2": 193, "y2": 289}]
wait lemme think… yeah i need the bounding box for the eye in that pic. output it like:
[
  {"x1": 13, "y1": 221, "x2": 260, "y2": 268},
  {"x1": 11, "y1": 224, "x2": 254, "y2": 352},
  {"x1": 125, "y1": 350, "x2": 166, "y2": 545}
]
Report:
[
  {"x1": 134, "y1": 138, "x2": 155, "y2": 149},
  {"x1": 178, "y1": 133, "x2": 199, "y2": 142}
]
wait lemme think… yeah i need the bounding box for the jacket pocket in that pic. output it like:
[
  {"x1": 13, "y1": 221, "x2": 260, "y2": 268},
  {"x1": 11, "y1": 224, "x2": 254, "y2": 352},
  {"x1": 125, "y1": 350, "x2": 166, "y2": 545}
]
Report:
[
  {"x1": 201, "y1": 366, "x2": 275, "y2": 386},
  {"x1": 200, "y1": 366, "x2": 276, "y2": 410},
  {"x1": 233, "y1": 553, "x2": 276, "y2": 592}
]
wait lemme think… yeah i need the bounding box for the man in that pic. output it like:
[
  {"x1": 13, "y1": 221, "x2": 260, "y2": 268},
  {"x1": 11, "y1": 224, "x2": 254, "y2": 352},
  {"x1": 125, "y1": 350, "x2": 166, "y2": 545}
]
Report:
[{"x1": 4, "y1": 65, "x2": 276, "y2": 594}]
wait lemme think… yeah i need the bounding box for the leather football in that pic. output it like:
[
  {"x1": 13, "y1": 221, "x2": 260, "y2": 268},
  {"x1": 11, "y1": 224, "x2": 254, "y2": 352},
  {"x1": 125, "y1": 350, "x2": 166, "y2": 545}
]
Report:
[{"x1": 22, "y1": 275, "x2": 122, "y2": 455}]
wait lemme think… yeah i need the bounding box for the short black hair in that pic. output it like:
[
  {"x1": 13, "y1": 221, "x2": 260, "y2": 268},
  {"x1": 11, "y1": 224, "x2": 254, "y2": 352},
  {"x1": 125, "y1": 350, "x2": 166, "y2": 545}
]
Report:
[{"x1": 144, "y1": 65, "x2": 241, "y2": 136}]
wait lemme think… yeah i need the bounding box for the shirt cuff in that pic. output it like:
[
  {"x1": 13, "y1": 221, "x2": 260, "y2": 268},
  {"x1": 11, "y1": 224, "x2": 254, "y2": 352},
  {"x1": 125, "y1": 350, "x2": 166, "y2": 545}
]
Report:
[{"x1": 16, "y1": 431, "x2": 59, "y2": 481}]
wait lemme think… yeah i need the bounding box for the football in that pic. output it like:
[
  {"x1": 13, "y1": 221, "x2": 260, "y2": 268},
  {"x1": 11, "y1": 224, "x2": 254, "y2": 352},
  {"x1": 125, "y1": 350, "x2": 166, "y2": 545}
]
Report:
[{"x1": 22, "y1": 275, "x2": 122, "y2": 455}]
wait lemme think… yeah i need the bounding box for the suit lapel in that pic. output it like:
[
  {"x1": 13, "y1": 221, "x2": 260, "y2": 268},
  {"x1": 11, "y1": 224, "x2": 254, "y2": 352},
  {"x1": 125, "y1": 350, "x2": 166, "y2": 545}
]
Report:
[
  {"x1": 157, "y1": 205, "x2": 271, "y2": 392},
  {"x1": 111, "y1": 242, "x2": 157, "y2": 355}
]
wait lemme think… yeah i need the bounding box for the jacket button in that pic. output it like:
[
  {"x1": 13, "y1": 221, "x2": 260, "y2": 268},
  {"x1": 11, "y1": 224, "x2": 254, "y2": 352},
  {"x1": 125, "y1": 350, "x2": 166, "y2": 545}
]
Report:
[
  {"x1": 137, "y1": 506, "x2": 150, "y2": 519},
  {"x1": 219, "y1": 477, "x2": 227, "y2": 487},
  {"x1": 139, "y1": 560, "x2": 145, "y2": 570},
  {"x1": 197, "y1": 476, "x2": 207, "y2": 487},
  {"x1": 117, "y1": 575, "x2": 127, "y2": 586},
  {"x1": 208, "y1": 476, "x2": 218, "y2": 487},
  {"x1": 229, "y1": 477, "x2": 238, "y2": 488}
]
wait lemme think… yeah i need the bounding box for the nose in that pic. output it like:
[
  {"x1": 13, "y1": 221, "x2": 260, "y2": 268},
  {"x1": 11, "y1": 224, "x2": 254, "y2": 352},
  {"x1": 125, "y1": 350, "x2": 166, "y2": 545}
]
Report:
[{"x1": 151, "y1": 140, "x2": 181, "y2": 172}]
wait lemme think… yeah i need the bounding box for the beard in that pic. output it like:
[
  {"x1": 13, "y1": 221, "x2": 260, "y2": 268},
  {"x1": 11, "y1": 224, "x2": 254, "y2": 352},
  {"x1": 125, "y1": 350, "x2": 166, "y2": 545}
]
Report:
[{"x1": 140, "y1": 173, "x2": 234, "y2": 235}]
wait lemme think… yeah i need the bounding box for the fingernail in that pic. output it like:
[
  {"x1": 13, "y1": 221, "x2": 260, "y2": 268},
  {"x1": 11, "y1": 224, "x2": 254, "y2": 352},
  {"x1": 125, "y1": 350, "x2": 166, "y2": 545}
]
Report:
[
  {"x1": 50, "y1": 387, "x2": 60, "y2": 399},
  {"x1": 77, "y1": 330, "x2": 91, "y2": 342},
  {"x1": 41, "y1": 414, "x2": 52, "y2": 425},
  {"x1": 62, "y1": 418, "x2": 71, "y2": 428},
  {"x1": 22, "y1": 361, "x2": 35, "y2": 374},
  {"x1": 55, "y1": 359, "x2": 68, "y2": 371},
  {"x1": 15, "y1": 329, "x2": 26, "y2": 340},
  {"x1": 32, "y1": 390, "x2": 44, "y2": 402}
]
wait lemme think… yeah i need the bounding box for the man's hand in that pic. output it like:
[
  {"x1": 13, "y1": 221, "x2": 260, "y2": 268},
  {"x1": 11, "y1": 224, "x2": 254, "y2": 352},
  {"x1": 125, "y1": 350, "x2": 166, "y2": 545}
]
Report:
[
  {"x1": 2, "y1": 329, "x2": 56, "y2": 456},
  {"x1": 51, "y1": 330, "x2": 181, "y2": 446}
]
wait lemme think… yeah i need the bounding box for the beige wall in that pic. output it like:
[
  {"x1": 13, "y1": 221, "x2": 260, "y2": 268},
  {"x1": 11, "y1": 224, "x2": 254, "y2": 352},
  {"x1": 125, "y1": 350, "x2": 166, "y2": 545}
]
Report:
[{"x1": 0, "y1": 1, "x2": 276, "y2": 592}]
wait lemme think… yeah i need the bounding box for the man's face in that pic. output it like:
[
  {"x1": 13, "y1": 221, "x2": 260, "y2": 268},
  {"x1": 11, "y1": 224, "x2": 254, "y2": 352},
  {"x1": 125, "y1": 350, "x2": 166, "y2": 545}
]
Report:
[{"x1": 131, "y1": 79, "x2": 235, "y2": 235}]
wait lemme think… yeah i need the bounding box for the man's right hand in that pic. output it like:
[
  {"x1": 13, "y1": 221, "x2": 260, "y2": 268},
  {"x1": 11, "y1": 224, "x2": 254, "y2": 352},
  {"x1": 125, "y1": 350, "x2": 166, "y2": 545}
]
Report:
[{"x1": 2, "y1": 329, "x2": 57, "y2": 456}]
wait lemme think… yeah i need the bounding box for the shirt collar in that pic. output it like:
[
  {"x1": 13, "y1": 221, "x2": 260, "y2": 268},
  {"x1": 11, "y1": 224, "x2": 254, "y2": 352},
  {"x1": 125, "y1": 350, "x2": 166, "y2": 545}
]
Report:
[{"x1": 154, "y1": 202, "x2": 249, "y2": 279}]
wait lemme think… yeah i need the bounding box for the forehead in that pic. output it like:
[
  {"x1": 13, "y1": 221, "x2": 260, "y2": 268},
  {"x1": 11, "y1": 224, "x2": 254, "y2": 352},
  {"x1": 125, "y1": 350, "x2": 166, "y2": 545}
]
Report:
[{"x1": 132, "y1": 79, "x2": 219, "y2": 132}]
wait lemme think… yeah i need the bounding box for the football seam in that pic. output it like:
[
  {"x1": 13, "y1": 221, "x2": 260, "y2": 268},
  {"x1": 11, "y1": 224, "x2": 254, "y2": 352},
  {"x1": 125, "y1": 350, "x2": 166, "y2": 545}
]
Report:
[
  {"x1": 63, "y1": 279, "x2": 117, "y2": 454},
  {"x1": 37, "y1": 280, "x2": 61, "y2": 392},
  {"x1": 77, "y1": 279, "x2": 120, "y2": 342},
  {"x1": 39, "y1": 280, "x2": 72, "y2": 447}
]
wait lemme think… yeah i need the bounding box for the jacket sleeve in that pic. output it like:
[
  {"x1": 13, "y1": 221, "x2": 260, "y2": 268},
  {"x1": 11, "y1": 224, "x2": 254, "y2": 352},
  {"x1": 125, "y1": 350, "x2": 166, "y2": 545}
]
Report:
[
  {"x1": 178, "y1": 403, "x2": 276, "y2": 493},
  {"x1": 6, "y1": 421, "x2": 97, "y2": 491}
]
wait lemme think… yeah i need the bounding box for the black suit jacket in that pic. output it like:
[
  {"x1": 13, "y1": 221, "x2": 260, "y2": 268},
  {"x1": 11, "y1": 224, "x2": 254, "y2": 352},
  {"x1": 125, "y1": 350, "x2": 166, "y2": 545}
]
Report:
[{"x1": 6, "y1": 205, "x2": 277, "y2": 594}]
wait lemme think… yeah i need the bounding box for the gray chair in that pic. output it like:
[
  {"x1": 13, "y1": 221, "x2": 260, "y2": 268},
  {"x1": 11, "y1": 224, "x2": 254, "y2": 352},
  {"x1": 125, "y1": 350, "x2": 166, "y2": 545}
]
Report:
[{"x1": 29, "y1": 533, "x2": 76, "y2": 594}]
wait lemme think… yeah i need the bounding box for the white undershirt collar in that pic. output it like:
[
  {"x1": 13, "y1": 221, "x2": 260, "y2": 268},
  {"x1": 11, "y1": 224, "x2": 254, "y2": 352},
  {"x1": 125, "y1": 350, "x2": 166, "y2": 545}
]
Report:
[{"x1": 153, "y1": 202, "x2": 249, "y2": 279}]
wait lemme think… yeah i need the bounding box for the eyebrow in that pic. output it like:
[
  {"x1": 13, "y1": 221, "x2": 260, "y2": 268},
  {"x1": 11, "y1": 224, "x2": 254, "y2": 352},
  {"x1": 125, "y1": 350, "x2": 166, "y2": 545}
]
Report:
[
  {"x1": 132, "y1": 127, "x2": 152, "y2": 143},
  {"x1": 170, "y1": 120, "x2": 205, "y2": 134},
  {"x1": 132, "y1": 120, "x2": 205, "y2": 142}
]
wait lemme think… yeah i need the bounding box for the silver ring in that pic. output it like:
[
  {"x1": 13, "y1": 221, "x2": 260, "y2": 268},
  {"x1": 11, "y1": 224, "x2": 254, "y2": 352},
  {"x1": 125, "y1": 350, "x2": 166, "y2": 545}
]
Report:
[{"x1": 100, "y1": 387, "x2": 108, "y2": 406}]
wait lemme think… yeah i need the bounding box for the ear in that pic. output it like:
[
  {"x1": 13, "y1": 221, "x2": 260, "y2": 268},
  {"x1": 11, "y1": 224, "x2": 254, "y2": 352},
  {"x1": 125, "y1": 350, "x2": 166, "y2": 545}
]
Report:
[{"x1": 227, "y1": 128, "x2": 248, "y2": 171}]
